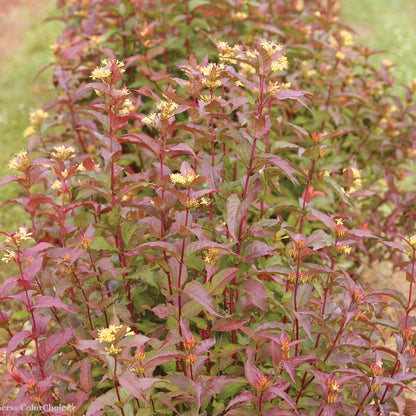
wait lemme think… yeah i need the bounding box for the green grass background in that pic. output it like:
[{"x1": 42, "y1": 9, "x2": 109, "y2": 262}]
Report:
[
  {"x1": 0, "y1": 0, "x2": 62, "y2": 232},
  {"x1": 341, "y1": 0, "x2": 416, "y2": 84}
]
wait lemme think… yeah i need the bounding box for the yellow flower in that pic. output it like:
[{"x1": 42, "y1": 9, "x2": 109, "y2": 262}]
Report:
[
  {"x1": 51, "y1": 180, "x2": 63, "y2": 192},
  {"x1": 217, "y1": 41, "x2": 240, "y2": 64},
  {"x1": 231, "y1": 11, "x2": 248, "y2": 21},
  {"x1": 90, "y1": 59, "x2": 125, "y2": 81},
  {"x1": 199, "y1": 94, "x2": 220, "y2": 103},
  {"x1": 156, "y1": 100, "x2": 178, "y2": 120},
  {"x1": 23, "y1": 126, "x2": 36, "y2": 138},
  {"x1": 186, "y1": 198, "x2": 200, "y2": 208},
  {"x1": 351, "y1": 167, "x2": 361, "y2": 180},
  {"x1": 200, "y1": 197, "x2": 210, "y2": 206},
  {"x1": 8, "y1": 150, "x2": 29, "y2": 172},
  {"x1": 185, "y1": 354, "x2": 197, "y2": 365},
  {"x1": 142, "y1": 112, "x2": 157, "y2": 127},
  {"x1": 170, "y1": 170, "x2": 199, "y2": 187},
  {"x1": 203, "y1": 248, "x2": 218, "y2": 265},
  {"x1": 240, "y1": 62, "x2": 255, "y2": 77},
  {"x1": 337, "y1": 244, "x2": 352, "y2": 255},
  {"x1": 91, "y1": 66, "x2": 111, "y2": 81},
  {"x1": 14, "y1": 227, "x2": 33, "y2": 246},
  {"x1": 271, "y1": 56, "x2": 288, "y2": 73},
  {"x1": 52, "y1": 145, "x2": 76, "y2": 160},
  {"x1": 119, "y1": 99, "x2": 135, "y2": 116},
  {"x1": 327, "y1": 377, "x2": 339, "y2": 404},
  {"x1": 295, "y1": 0, "x2": 304, "y2": 11},
  {"x1": 340, "y1": 30, "x2": 353, "y2": 46},
  {"x1": 336, "y1": 51, "x2": 345, "y2": 60},
  {"x1": 183, "y1": 336, "x2": 196, "y2": 352},
  {"x1": 409, "y1": 235, "x2": 416, "y2": 250},
  {"x1": 29, "y1": 109, "x2": 48, "y2": 126},
  {"x1": 66, "y1": 404, "x2": 76, "y2": 415},
  {"x1": 200, "y1": 63, "x2": 226, "y2": 90},
  {"x1": 97, "y1": 324, "x2": 134, "y2": 344},
  {"x1": 105, "y1": 344, "x2": 122, "y2": 356},
  {"x1": 260, "y1": 39, "x2": 283, "y2": 56},
  {"x1": 1, "y1": 250, "x2": 17, "y2": 263}
]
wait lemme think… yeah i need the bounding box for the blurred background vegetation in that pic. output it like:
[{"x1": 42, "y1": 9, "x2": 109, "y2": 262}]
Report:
[
  {"x1": 0, "y1": 0, "x2": 62, "y2": 232},
  {"x1": 0, "y1": 0, "x2": 415, "y2": 232},
  {"x1": 341, "y1": 0, "x2": 416, "y2": 84}
]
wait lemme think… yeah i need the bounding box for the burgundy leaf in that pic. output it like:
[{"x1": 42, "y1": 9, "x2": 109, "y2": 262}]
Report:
[
  {"x1": 80, "y1": 358, "x2": 95, "y2": 392},
  {"x1": 118, "y1": 372, "x2": 162, "y2": 403},
  {"x1": 33, "y1": 295, "x2": 76, "y2": 313},
  {"x1": 226, "y1": 390, "x2": 258, "y2": 410},
  {"x1": 38, "y1": 328, "x2": 74, "y2": 361},
  {"x1": 6, "y1": 330, "x2": 31, "y2": 361},
  {"x1": 184, "y1": 281, "x2": 222, "y2": 317}
]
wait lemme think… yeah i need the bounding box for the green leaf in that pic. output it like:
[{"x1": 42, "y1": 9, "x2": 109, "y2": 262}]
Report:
[
  {"x1": 91, "y1": 236, "x2": 119, "y2": 253},
  {"x1": 109, "y1": 204, "x2": 121, "y2": 227},
  {"x1": 188, "y1": 0, "x2": 209, "y2": 11}
]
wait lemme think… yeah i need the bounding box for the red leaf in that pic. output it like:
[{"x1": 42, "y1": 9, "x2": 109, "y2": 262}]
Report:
[
  {"x1": 226, "y1": 194, "x2": 248, "y2": 242},
  {"x1": 146, "y1": 350, "x2": 185, "y2": 368},
  {"x1": 85, "y1": 388, "x2": 118, "y2": 416},
  {"x1": 267, "y1": 155, "x2": 299, "y2": 184},
  {"x1": 184, "y1": 281, "x2": 222, "y2": 317},
  {"x1": 6, "y1": 330, "x2": 31, "y2": 361},
  {"x1": 0, "y1": 175, "x2": 18, "y2": 186},
  {"x1": 244, "y1": 349, "x2": 264, "y2": 388},
  {"x1": 241, "y1": 279, "x2": 268, "y2": 310},
  {"x1": 168, "y1": 143, "x2": 197, "y2": 158},
  {"x1": 33, "y1": 295, "x2": 76, "y2": 313},
  {"x1": 209, "y1": 267, "x2": 239, "y2": 294},
  {"x1": 205, "y1": 376, "x2": 237, "y2": 396},
  {"x1": 118, "y1": 373, "x2": 162, "y2": 403},
  {"x1": 80, "y1": 358, "x2": 95, "y2": 392},
  {"x1": 22, "y1": 257, "x2": 43, "y2": 283},
  {"x1": 38, "y1": 328, "x2": 74, "y2": 361},
  {"x1": 226, "y1": 390, "x2": 258, "y2": 410},
  {"x1": 244, "y1": 240, "x2": 275, "y2": 262}
]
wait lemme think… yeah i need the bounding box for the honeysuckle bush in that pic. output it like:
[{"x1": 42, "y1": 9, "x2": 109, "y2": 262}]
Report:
[{"x1": 1, "y1": 0, "x2": 416, "y2": 415}]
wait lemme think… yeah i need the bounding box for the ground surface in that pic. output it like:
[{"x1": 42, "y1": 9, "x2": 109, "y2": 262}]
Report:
[{"x1": 0, "y1": 0, "x2": 45, "y2": 68}]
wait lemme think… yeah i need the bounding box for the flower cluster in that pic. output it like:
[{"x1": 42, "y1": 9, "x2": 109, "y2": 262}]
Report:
[
  {"x1": 29, "y1": 109, "x2": 48, "y2": 126},
  {"x1": 131, "y1": 349, "x2": 146, "y2": 374},
  {"x1": 170, "y1": 170, "x2": 199, "y2": 187},
  {"x1": 334, "y1": 218, "x2": 347, "y2": 238},
  {"x1": 260, "y1": 39, "x2": 289, "y2": 73},
  {"x1": 51, "y1": 145, "x2": 76, "y2": 160},
  {"x1": 5, "y1": 226, "x2": 33, "y2": 246},
  {"x1": 200, "y1": 63, "x2": 226, "y2": 89},
  {"x1": 203, "y1": 248, "x2": 218, "y2": 266},
  {"x1": 142, "y1": 112, "x2": 157, "y2": 127},
  {"x1": 281, "y1": 336, "x2": 291, "y2": 360},
  {"x1": 1, "y1": 250, "x2": 17, "y2": 264},
  {"x1": 217, "y1": 41, "x2": 240, "y2": 64},
  {"x1": 255, "y1": 376, "x2": 270, "y2": 394},
  {"x1": 337, "y1": 243, "x2": 352, "y2": 255},
  {"x1": 370, "y1": 361, "x2": 384, "y2": 377},
  {"x1": 7, "y1": 149, "x2": 29, "y2": 172},
  {"x1": 90, "y1": 58, "x2": 125, "y2": 81},
  {"x1": 97, "y1": 325, "x2": 134, "y2": 356},
  {"x1": 327, "y1": 377, "x2": 339, "y2": 404},
  {"x1": 156, "y1": 99, "x2": 178, "y2": 120},
  {"x1": 118, "y1": 99, "x2": 135, "y2": 116}
]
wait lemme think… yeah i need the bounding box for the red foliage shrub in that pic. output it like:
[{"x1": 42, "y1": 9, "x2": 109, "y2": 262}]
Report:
[{"x1": 1, "y1": 0, "x2": 416, "y2": 414}]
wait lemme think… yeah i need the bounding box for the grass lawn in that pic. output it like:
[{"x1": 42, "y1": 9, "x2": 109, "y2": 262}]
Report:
[
  {"x1": 0, "y1": 0, "x2": 62, "y2": 232},
  {"x1": 341, "y1": 0, "x2": 416, "y2": 84}
]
